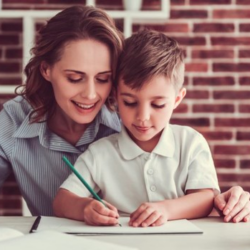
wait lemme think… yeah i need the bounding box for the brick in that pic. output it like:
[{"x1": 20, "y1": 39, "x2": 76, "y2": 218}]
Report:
[
  {"x1": 193, "y1": 104, "x2": 234, "y2": 113},
  {"x1": 185, "y1": 90, "x2": 209, "y2": 99},
  {"x1": 0, "y1": 49, "x2": 2, "y2": 58},
  {"x1": 237, "y1": 0, "x2": 250, "y2": 4},
  {"x1": 201, "y1": 131, "x2": 233, "y2": 140},
  {"x1": 5, "y1": 48, "x2": 23, "y2": 59},
  {"x1": 192, "y1": 49, "x2": 234, "y2": 59},
  {"x1": 193, "y1": 77, "x2": 235, "y2": 86},
  {"x1": 173, "y1": 37, "x2": 206, "y2": 46},
  {"x1": 239, "y1": 50, "x2": 250, "y2": 58},
  {"x1": 0, "y1": 35, "x2": 19, "y2": 45},
  {"x1": 237, "y1": 131, "x2": 250, "y2": 140},
  {"x1": 139, "y1": 23, "x2": 189, "y2": 33},
  {"x1": 240, "y1": 160, "x2": 250, "y2": 169},
  {"x1": 0, "y1": 78, "x2": 21, "y2": 86},
  {"x1": 240, "y1": 77, "x2": 250, "y2": 85},
  {"x1": 0, "y1": 199, "x2": 22, "y2": 209},
  {"x1": 0, "y1": 62, "x2": 20, "y2": 73},
  {"x1": 185, "y1": 63, "x2": 208, "y2": 72},
  {"x1": 170, "y1": 0, "x2": 185, "y2": 5},
  {"x1": 171, "y1": 10, "x2": 208, "y2": 19},
  {"x1": 1, "y1": 21, "x2": 23, "y2": 32},
  {"x1": 2, "y1": 186, "x2": 21, "y2": 196},
  {"x1": 213, "y1": 90, "x2": 250, "y2": 99},
  {"x1": 190, "y1": 0, "x2": 231, "y2": 4},
  {"x1": 213, "y1": 63, "x2": 250, "y2": 72},
  {"x1": 240, "y1": 23, "x2": 250, "y2": 32},
  {"x1": 214, "y1": 145, "x2": 250, "y2": 155},
  {"x1": 4, "y1": 0, "x2": 46, "y2": 2},
  {"x1": 214, "y1": 159, "x2": 236, "y2": 168},
  {"x1": 193, "y1": 23, "x2": 234, "y2": 33},
  {"x1": 239, "y1": 104, "x2": 250, "y2": 113},
  {"x1": 173, "y1": 103, "x2": 188, "y2": 113},
  {"x1": 215, "y1": 118, "x2": 250, "y2": 127},
  {"x1": 170, "y1": 118, "x2": 210, "y2": 127},
  {"x1": 48, "y1": 0, "x2": 86, "y2": 3},
  {"x1": 211, "y1": 37, "x2": 250, "y2": 46},
  {"x1": 213, "y1": 10, "x2": 250, "y2": 18},
  {"x1": 217, "y1": 173, "x2": 250, "y2": 182}
]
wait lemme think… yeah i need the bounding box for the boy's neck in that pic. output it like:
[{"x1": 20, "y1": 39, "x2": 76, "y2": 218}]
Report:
[{"x1": 126, "y1": 128, "x2": 163, "y2": 153}]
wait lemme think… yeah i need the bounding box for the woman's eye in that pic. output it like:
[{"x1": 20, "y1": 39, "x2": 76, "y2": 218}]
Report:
[
  {"x1": 124, "y1": 101, "x2": 137, "y2": 107},
  {"x1": 68, "y1": 78, "x2": 82, "y2": 83},
  {"x1": 152, "y1": 104, "x2": 165, "y2": 109}
]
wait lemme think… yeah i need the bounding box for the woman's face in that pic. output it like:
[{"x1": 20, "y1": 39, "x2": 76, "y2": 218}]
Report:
[{"x1": 42, "y1": 39, "x2": 112, "y2": 126}]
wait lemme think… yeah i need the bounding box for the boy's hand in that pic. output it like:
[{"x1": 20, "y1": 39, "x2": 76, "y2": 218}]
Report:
[
  {"x1": 214, "y1": 186, "x2": 250, "y2": 223},
  {"x1": 83, "y1": 199, "x2": 119, "y2": 226},
  {"x1": 129, "y1": 202, "x2": 168, "y2": 227}
]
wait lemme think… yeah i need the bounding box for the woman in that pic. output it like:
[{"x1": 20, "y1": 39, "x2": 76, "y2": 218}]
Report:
[{"x1": 0, "y1": 6, "x2": 249, "y2": 221}]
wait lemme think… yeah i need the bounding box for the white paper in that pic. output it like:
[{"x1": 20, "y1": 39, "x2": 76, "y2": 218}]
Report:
[
  {"x1": 35, "y1": 216, "x2": 203, "y2": 234},
  {"x1": 0, "y1": 230, "x2": 137, "y2": 250},
  {"x1": 0, "y1": 227, "x2": 23, "y2": 241}
]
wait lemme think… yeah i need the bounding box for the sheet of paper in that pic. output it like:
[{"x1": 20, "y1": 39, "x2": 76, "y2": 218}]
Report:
[
  {"x1": 0, "y1": 227, "x2": 23, "y2": 241},
  {"x1": 0, "y1": 230, "x2": 137, "y2": 250},
  {"x1": 35, "y1": 216, "x2": 203, "y2": 234}
]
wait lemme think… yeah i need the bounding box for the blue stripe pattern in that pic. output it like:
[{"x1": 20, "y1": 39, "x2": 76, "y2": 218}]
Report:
[{"x1": 0, "y1": 96, "x2": 121, "y2": 216}]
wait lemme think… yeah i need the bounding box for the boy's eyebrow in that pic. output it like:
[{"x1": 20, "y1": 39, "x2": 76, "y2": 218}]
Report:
[
  {"x1": 64, "y1": 70, "x2": 112, "y2": 74},
  {"x1": 120, "y1": 93, "x2": 169, "y2": 99}
]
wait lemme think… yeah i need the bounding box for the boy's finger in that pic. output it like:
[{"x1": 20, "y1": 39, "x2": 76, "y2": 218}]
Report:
[
  {"x1": 93, "y1": 201, "x2": 118, "y2": 218},
  {"x1": 131, "y1": 207, "x2": 154, "y2": 227},
  {"x1": 130, "y1": 204, "x2": 147, "y2": 223},
  {"x1": 151, "y1": 216, "x2": 165, "y2": 227},
  {"x1": 230, "y1": 201, "x2": 250, "y2": 223},
  {"x1": 222, "y1": 189, "x2": 242, "y2": 215},
  {"x1": 140, "y1": 211, "x2": 159, "y2": 227},
  {"x1": 92, "y1": 212, "x2": 118, "y2": 226}
]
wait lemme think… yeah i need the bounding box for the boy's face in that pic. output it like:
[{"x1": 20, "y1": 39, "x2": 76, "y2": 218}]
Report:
[{"x1": 117, "y1": 75, "x2": 186, "y2": 151}]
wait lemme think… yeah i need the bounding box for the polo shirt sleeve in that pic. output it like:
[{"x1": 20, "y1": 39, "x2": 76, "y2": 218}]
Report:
[
  {"x1": 60, "y1": 149, "x2": 100, "y2": 197},
  {"x1": 185, "y1": 133, "x2": 220, "y2": 194}
]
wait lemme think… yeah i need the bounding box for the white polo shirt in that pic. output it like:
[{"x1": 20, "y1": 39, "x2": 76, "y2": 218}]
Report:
[{"x1": 61, "y1": 124, "x2": 220, "y2": 214}]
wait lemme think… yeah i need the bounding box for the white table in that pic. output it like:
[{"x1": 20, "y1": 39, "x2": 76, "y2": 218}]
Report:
[{"x1": 0, "y1": 216, "x2": 249, "y2": 250}]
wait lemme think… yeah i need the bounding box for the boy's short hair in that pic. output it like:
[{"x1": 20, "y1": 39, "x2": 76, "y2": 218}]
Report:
[{"x1": 115, "y1": 29, "x2": 185, "y2": 91}]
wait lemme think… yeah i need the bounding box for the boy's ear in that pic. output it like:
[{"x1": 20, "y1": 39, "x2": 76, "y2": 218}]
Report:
[
  {"x1": 40, "y1": 61, "x2": 52, "y2": 82},
  {"x1": 174, "y1": 87, "x2": 186, "y2": 109}
]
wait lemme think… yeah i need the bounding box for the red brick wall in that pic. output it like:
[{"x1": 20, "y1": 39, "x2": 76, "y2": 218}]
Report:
[{"x1": 0, "y1": 0, "x2": 250, "y2": 215}]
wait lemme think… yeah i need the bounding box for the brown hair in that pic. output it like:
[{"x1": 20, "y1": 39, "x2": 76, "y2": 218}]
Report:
[
  {"x1": 115, "y1": 29, "x2": 184, "y2": 92},
  {"x1": 16, "y1": 5, "x2": 124, "y2": 123}
]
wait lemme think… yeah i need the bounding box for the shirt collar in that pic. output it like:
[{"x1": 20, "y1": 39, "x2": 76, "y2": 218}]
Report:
[
  {"x1": 118, "y1": 125, "x2": 175, "y2": 160},
  {"x1": 13, "y1": 105, "x2": 121, "y2": 146}
]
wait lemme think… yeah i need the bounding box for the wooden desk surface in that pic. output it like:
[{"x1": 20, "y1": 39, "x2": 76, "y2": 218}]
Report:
[{"x1": 0, "y1": 216, "x2": 249, "y2": 250}]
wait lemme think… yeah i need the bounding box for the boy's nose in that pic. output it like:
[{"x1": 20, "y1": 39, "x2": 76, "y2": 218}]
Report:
[{"x1": 136, "y1": 107, "x2": 150, "y2": 122}]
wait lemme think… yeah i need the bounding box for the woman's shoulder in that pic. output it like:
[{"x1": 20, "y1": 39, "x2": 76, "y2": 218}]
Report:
[{"x1": 0, "y1": 96, "x2": 32, "y2": 137}]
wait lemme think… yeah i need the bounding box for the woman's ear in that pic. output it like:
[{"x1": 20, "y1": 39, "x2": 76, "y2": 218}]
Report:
[
  {"x1": 174, "y1": 87, "x2": 186, "y2": 109},
  {"x1": 40, "y1": 61, "x2": 51, "y2": 82}
]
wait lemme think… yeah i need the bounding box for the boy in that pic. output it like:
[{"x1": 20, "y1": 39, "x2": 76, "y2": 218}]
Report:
[{"x1": 53, "y1": 30, "x2": 219, "y2": 227}]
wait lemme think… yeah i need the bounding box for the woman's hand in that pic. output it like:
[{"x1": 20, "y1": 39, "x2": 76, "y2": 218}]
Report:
[
  {"x1": 83, "y1": 199, "x2": 119, "y2": 226},
  {"x1": 214, "y1": 186, "x2": 250, "y2": 223}
]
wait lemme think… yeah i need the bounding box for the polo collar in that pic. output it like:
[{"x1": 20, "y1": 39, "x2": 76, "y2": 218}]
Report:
[{"x1": 118, "y1": 125, "x2": 175, "y2": 160}]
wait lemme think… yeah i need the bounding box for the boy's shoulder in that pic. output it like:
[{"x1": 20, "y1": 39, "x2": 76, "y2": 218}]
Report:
[
  {"x1": 88, "y1": 133, "x2": 119, "y2": 151},
  {"x1": 169, "y1": 124, "x2": 206, "y2": 143}
]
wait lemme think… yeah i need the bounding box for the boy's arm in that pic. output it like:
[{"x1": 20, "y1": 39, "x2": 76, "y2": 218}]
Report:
[
  {"x1": 53, "y1": 188, "x2": 119, "y2": 225},
  {"x1": 129, "y1": 189, "x2": 214, "y2": 227}
]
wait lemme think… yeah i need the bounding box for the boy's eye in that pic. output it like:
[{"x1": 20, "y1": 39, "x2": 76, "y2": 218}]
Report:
[
  {"x1": 152, "y1": 104, "x2": 165, "y2": 109},
  {"x1": 123, "y1": 101, "x2": 137, "y2": 107},
  {"x1": 96, "y1": 78, "x2": 109, "y2": 83}
]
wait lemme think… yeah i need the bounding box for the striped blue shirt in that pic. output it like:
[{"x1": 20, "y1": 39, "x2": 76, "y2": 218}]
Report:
[{"x1": 0, "y1": 96, "x2": 121, "y2": 216}]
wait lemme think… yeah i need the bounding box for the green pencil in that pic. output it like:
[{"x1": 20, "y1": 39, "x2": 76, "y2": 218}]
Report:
[{"x1": 62, "y1": 155, "x2": 121, "y2": 227}]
